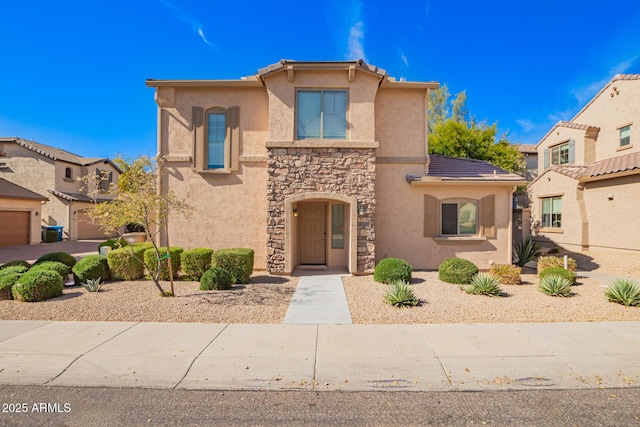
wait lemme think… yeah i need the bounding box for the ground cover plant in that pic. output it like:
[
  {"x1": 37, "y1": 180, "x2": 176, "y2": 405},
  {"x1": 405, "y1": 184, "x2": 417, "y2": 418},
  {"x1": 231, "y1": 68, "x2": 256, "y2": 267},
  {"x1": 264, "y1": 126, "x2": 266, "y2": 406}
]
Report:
[
  {"x1": 374, "y1": 258, "x2": 413, "y2": 284},
  {"x1": 438, "y1": 258, "x2": 478, "y2": 284},
  {"x1": 383, "y1": 280, "x2": 418, "y2": 307},
  {"x1": 605, "y1": 279, "x2": 640, "y2": 306}
]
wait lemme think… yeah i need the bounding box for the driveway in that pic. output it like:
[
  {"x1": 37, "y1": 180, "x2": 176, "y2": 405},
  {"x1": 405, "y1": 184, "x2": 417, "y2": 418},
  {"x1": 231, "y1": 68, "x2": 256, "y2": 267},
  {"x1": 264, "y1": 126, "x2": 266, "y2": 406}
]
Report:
[{"x1": 0, "y1": 240, "x2": 103, "y2": 264}]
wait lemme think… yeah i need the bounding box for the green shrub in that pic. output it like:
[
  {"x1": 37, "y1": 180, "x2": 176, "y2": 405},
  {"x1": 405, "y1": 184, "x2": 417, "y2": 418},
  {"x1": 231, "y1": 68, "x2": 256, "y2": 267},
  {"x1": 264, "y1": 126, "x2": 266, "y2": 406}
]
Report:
[
  {"x1": 29, "y1": 261, "x2": 71, "y2": 278},
  {"x1": 465, "y1": 274, "x2": 503, "y2": 297},
  {"x1": 0, "y1": 265, "x2": 29, "y2": 277},
  {"x1": 438, "y1": 258, "x2": 479, "y2": 284},
  {"x1": 73, "y1": 255, "x2": 110, "y2": 283},
  {"x1": 144, "y1": 247, "x2": 183, "y2": 280},
  {"x1": 181, "y1": 248, "x2": 214, "y2": 281},
  {"x1": 98, "y1": 238, "x2": 127, "y2": 251},
  {"x1": 513, "y1": 237, "x2": 541, "y2": 267},
  {"x1": 384, "y1": 280, "x2": 418, "y2": 307},
  {"x1": 539, "y1": 267, "x2": 577, "y2": 285},
  {"x1": 489, "y1": 264, "x2": 521, "y2": 285},
  {"x1": 200, "y1": 267, "x2": 233, "y2": 291},
  {"x1": 211, "y1": 248, "x2": 254, "y2": 284},
  {"x1": 12, "y1": 269, "x2": 64, "y2": 302},
  {"x1": 605, "y1": 279, "x2": 640, "y2": 307},
  {"x1": 34, "y1": 252, "x2": 77, "y2": 269},
  {"x1": 0, "y1": 260, "x2": 31, "y2": 270},
  {"x1": 0, "y1": 272, "x2": 25, "y2": 300},
  {"x1": 537, "y1": 256, "x2": 577, "y2": 273},
  {"x1": 107, "y1": 245, "x2": 148, "y2": 281},
  {"x1": 373, "y1": 258, "x2": 413, "y2": 284},
  {"x1": 538, "y1": 275, "x2": 572, "y2": 297}
]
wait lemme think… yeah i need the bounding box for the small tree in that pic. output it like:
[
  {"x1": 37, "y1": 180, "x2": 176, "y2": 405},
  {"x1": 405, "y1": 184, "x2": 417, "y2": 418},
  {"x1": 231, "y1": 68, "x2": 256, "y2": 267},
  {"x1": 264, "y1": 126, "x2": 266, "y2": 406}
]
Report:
[{"x1": 81, "y1": 155, "x2": 192, "y2": 296}]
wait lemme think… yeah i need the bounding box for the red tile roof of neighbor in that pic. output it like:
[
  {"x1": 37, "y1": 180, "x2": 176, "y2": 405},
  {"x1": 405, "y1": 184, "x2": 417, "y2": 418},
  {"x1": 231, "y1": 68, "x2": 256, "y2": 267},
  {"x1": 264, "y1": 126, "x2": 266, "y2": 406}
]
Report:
[
  {"x1": 0, "y1": 178, "x2": 48, "y2": 201},
  {"x1": 531, "y1": 151, "x2": 640, "y2": 184}
]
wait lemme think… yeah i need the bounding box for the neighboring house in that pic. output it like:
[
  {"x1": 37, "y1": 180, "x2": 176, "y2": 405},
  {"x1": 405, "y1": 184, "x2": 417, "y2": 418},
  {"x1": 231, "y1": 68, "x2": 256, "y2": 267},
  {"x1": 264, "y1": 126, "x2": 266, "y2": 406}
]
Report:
[
  {"x1": 512, "y1": 144, "x2": 538, "y2": 243},
  {"x1": 0, "y1": 137, "x2": 121, "y2": 241},
  {"x1": 0, "y1": 178, "x2": 48, "y2": 246},
  {"x1": 146, "y1": 60, "x2": 525, "y2": 274},
  {"x1": 518, "y1": 144, "x2": 538, "y2": 182},
  {"x1": 528, "y1": 74, "x2": 640, "y2": 253}
]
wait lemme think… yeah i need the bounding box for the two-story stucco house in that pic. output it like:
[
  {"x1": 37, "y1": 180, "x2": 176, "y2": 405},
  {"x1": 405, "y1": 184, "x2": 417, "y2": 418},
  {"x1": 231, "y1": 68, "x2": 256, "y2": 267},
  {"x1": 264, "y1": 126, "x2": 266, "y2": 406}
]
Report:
[
  {"x1": 528, "y1": 74, "x2": 640, "y2": 253},
  {"x1": 146, "y1": 60, "x2": 525, "y2": 274},
  {"x1": 0, "y1": 137, "x2": 120, "y2": 243}
]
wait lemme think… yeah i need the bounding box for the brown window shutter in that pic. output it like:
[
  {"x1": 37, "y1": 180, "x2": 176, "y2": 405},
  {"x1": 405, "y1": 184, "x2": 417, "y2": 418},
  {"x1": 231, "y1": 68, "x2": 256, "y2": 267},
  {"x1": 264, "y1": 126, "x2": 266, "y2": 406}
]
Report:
[
  {"x1": 229, "y1": 106, "x2": 240, "y2": 171},
  {"x1": 480, "y1": 195, "x2": 495, "y2": 238},
  {"x1": 424, "y1": 194, "x2": 439, "y2": 237},
  {"x1": 192, "y1": 107, "x2": 205, "y2": 170}
]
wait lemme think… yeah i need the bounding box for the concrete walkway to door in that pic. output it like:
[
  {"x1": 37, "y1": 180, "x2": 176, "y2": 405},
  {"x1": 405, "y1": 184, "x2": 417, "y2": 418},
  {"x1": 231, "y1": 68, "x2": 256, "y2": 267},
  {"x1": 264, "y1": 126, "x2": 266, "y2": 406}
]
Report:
[{"x1": 283, "y1": 268, "x2": 352, "y2": 324}]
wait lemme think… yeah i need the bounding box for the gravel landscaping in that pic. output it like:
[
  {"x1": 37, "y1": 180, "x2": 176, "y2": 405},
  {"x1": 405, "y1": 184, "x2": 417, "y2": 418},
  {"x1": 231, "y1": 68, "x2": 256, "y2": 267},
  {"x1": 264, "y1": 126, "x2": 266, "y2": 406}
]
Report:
[{"x1": 1, "y1": 249, "x2": 639, "y2": 324}]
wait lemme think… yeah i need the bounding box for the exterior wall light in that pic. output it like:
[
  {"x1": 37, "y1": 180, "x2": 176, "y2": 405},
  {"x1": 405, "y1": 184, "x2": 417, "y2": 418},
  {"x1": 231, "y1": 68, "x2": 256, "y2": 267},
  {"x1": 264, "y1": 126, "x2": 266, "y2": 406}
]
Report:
[
  {"x1": 607, "y1": 194, "x2": 614, "y2": 200},
  {"x1": 293, "y1": 208, "x2": 298, "y2": 217},
  {"x1": 358, "y1": 204, "x2": 366, "y2": 216}
]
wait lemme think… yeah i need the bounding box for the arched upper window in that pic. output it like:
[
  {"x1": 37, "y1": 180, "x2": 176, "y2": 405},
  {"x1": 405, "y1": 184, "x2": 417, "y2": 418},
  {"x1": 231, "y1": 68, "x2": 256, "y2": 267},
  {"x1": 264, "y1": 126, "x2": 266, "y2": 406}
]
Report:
[{"x1": 65, "y1": 167, "x2": 72, "y2": 180}]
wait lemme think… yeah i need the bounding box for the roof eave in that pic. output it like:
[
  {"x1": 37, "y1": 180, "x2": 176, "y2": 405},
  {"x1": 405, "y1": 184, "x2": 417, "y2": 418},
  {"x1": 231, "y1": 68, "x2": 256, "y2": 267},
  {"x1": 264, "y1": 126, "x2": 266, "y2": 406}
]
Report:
[
  {"x1": 579, "y1": 168, "x2": 640, "y2": 183},
  {"x1": 407, "y1": 175, "x2": 526, "y2": 186},
  {"x1": 145, "y1": 78, "x2": 263, "y2": 88}
]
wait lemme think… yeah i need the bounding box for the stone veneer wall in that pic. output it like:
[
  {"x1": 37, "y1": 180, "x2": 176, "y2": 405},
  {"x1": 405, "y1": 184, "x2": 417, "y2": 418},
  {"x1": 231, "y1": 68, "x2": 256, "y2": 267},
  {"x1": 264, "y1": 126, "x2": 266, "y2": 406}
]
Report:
[{"x1": 267, "y1": 147, "x2": 376, "y2": 273}]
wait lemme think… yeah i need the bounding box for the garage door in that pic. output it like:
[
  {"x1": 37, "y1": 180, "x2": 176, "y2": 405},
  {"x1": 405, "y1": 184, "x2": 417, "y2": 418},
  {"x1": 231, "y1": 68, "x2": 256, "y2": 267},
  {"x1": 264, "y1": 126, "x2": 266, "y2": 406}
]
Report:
[
  {"x1": 77, "y1": 210, "x2": 107, "y2": 239},
  {"x1": 0, "y1": 211, "x2": 30, "y2": 247}
]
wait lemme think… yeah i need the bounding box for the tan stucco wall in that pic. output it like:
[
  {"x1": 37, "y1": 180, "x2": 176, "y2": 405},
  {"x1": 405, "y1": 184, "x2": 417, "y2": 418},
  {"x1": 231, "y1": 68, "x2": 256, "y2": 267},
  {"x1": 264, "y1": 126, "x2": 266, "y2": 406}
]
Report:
[
  {"x1": 375, "y1": 164, "x2": 514, "y2": 270},
  {"x1": 574, "y1": 79, "x2": 640, "y2": 160},
  {"x1": 0, "y1": 197, "x2": 43, "y2": 244},
  {"x1": 529, "y1": 171, "x2": 583, "y2": 249},
  {"x1": 375, "y1": 87, "x2": 428, "y2": 159},
  {"x1": 263, "y1": 70, "x2": 380, "y2": 143},
  {"x1": 537, "y1": 127, "x2": 586, "y2": 172},
  {"x1": 583, "y1": 174, "x2": 640, "y2": 251},
  {"x1": 157, "y1": 86, "x2": 270, "y2": 269}
]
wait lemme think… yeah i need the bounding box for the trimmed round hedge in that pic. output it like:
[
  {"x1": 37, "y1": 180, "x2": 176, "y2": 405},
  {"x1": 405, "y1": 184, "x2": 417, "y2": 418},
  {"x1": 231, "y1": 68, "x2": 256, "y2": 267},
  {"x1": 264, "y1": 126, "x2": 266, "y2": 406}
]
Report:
[
  {"x1": 34, "y1": 252, "x2": 76, "y2": 269},
  {"x1": 212, "y1": 248, "x2": 254, "y2": 284},
  {"x1": 73, "y1": 255, "x2": 110, "y2": 283},
  {"x1": 0, "y1": 260, "x2": 31, "y2": 270},
  {"x1": 143, "y1": 247, "x2": 183, "y2": 280},
  {"x1": 12, "y1": 269, "x2": 64, "y2": 302},
  {"x1": 373, "y1": 258, "x2": 413, "y2": 284},
  {"x1": 200, "y1": 267, "x2": 233, "y2": 291},
  {"x1": 539, "y1": 267, "x2": 577, "y2": 285},
  {"x1": 181, "y1": 248, "x2": 214, "y2": 281},
  {"x1": 438, "y1": 258, "x2": 479, "y2": 284},
  {"x1": 29, "y1": 261, "x2": 71, "y2": 278}
]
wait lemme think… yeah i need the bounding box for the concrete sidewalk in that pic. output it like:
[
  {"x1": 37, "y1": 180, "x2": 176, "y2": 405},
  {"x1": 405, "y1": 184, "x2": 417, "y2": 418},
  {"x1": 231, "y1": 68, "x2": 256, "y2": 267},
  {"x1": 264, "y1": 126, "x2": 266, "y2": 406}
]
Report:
[{"x1": 0, "y1": 320, "x2": 639, "y2": 391}]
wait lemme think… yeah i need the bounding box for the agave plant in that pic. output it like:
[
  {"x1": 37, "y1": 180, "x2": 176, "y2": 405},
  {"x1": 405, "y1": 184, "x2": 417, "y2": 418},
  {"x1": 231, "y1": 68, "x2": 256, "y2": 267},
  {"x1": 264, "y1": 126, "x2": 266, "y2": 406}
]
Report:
[
  {"x1": 605, "y1": 279, "x2": 640, "y2": 306},
  {"x1": 82, "y1": 277, "x2": 103, "y2": 292},
  {"x1": 384, "y1": 280, "x2": 418, "y2": 308},
  {"x1": 538, "y1": 275, "x2": 571, "y2": 297},
  {"x1": 513, "y1": 237, "x2": 541, "y2": 267},
  {"x1": 465, "y1": 274, "x2": 503, "y2": 297}
]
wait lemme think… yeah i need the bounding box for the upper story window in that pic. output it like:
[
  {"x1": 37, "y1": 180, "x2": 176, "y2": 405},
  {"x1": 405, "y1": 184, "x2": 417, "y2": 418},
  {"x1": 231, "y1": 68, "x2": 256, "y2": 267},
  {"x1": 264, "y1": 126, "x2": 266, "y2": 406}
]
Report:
[
  {"x1": 544, "y1": 139, "x2": 574, "y2": 169},
  {"x1": 207, "y1": 112, "x2": 226, "y2": 169},
  {"x1": 296, "y1": 90, "x2": 347, "y2": 140},
  {"x1": 620, "y1": 125, "x2": 631, "y2": 147},
  {"x1": 65, "y1": 167, "x2": 72, "y2": 180}
]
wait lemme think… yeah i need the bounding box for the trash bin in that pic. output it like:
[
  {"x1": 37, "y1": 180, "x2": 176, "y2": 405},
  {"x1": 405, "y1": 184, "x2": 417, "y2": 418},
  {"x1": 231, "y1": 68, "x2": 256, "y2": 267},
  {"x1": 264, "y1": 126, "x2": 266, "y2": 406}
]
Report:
[{"x1": 45, "y1": 226, "x2": 64, "y2": 242}]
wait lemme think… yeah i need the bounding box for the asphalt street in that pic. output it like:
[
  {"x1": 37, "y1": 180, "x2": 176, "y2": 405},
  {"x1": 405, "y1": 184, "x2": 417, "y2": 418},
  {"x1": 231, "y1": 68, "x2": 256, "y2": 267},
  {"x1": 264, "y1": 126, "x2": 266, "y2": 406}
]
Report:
[{"x1": 1, "y1": 386, "x2": 639, "y2": 426}]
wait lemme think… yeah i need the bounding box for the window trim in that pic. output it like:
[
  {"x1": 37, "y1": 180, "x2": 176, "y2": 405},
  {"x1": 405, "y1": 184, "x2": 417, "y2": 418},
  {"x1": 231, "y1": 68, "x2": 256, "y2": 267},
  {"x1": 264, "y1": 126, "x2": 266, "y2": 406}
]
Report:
[
  {"x1": 205, "y1": 107, "x2": 229, "y2": 170},
  {"x1": 440, "y1": 199, "x2": 479, "y2": 236},
  {"x1": 64, "y1": 167, "x2": 73, "y2": 181},
  {"x1": 193, "y1": 106, "x2": 240, "y2": 174},
  {"x1": 619, "y1": 124, "x2": 631, "y2": 147},
  {"x1": 295, "y1": 89, "x2": 348, "y2": 141},
  {"x1": 540, "y1": 195, "x2": 562, "y2": 229}
]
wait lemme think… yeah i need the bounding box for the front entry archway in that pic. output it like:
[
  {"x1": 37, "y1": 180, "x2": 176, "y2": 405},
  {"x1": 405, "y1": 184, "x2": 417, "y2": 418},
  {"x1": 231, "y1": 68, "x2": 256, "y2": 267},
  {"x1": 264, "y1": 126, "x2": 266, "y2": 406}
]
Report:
[{"x1": 284, "y1": 192, "x2": 358, "y2": 274}]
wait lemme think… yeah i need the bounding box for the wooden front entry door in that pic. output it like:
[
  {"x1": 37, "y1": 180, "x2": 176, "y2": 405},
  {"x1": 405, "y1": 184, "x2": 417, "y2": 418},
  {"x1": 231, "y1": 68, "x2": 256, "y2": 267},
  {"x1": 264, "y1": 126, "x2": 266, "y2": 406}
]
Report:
[{"x1": 299, "y1": 203, "x2": 326, "y2": 264}]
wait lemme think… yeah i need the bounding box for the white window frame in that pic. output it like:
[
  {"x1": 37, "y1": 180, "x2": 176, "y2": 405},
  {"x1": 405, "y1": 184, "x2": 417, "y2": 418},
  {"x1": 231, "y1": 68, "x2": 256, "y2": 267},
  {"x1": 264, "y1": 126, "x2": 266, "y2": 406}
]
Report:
[
  {"x1": 551, "y1": 142, "x2": 570, "y2": 165},
  {"x1": 620, "y1": 125, "x2": 631, "y2": 147}
]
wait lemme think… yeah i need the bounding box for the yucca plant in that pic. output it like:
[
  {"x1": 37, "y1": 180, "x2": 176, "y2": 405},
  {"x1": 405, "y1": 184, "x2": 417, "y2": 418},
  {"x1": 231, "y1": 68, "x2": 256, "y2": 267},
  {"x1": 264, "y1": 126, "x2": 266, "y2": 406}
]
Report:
[
  {"x1": 465, "y1": 274, "x2": 503, "y2": 297},
  {"x1": 384, "y1": 280, "x2": 418, "y2": 308},
  {"x1": 605, "y1": 279, "x2": 640, "y2": 307},
  {"x1": 538, "y1": 275, "x2": 572, "y2": 297},
  {"x1": 82, "y1": 277, "x2": 103, "y2": 292},
  {"x1": 513, "y1": 237, "x2": 541, "y2": 267}
]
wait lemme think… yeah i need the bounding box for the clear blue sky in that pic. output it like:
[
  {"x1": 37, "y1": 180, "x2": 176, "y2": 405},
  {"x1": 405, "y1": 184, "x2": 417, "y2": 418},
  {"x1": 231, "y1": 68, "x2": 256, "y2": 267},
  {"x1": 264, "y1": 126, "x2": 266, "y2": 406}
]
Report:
[{"x1": 1, "y1": 0, "x2": 639, "y2": 159}]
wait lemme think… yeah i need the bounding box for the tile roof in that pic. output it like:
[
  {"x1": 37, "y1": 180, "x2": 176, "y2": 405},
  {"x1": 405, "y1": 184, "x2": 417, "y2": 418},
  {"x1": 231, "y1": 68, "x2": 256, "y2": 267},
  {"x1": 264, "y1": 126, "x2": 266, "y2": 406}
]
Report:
[
  {"x1": 547, "y1": 165, "x2": 589, "y2": 180},
  {"x1": 406, "y1": 155, "x2": 526, "y2": 183},
  {"x1": 584, "y1": 150, "x2": 640, "y2": 179},
  {"x1": 517, "y1": 144, "x2": 537, "y2": 154},
  {"x1": 47, "y1": 189, "x2": 112, "y2": 203},
  {"x1": 535, "y1": 121, "x2": 600, "y2": 148},
  {"x1": 0, "y1": 137, "x2": 114, "y2": 168},
  {"x1": 0, "y1": 178, "x2": 48, "y2": 201}
]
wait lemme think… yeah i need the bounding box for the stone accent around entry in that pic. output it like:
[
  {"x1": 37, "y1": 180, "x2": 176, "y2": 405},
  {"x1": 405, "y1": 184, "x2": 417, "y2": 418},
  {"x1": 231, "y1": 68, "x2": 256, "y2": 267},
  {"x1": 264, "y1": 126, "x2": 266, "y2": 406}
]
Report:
[{"x1": 267, "y1": 147, "x2": 376, "y2": 274}]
